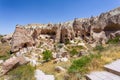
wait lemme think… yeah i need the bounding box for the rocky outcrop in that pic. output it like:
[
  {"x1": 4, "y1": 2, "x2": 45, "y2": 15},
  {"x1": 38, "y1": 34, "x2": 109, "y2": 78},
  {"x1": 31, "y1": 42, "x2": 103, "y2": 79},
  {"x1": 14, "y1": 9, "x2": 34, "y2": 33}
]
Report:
[
  {"x1": 1, "y1": 34, "x2": 13, "y2": 44},
  {"x1": 90, "y1": 7, "x2": 120, "y2": 44},
  {"x1": 1, "y1": 56, "x2": 28, "y2": 75},
  {"x1": 110, "y1": 31, "x2": 120, "y2": 39},
  {"x1": 10, "y1": 7, "x2": 120, "y2": 52},
  {"x1": 11, "y1": 26, "x2": 35, "y2": 52}
]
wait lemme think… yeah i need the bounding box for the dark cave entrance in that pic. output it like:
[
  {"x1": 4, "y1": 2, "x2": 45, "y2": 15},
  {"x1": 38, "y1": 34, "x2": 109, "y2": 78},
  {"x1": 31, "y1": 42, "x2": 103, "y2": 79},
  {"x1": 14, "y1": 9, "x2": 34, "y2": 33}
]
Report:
[{"x1": 23, "y1": 43, "x2": 28, "y2": 48}]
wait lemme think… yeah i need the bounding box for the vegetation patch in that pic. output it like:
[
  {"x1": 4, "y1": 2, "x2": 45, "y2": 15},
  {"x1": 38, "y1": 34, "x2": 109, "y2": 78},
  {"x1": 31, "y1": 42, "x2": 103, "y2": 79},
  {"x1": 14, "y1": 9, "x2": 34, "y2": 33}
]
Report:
[
  {"x1": 8, "y1": 64, "x2": 35, "y2": 80},
  {"x1": 43, "y1": 50, "x2": 52, "y2": 62},
  {"x1": 0, "y1": 35, "x2": 3, "y2": 40},
  {"x1": 68, "y1": 53, "x2": 101, "y2": 74},
  {"x1": 65, "y1": 39, "x2": 70, "y2": 45},
  {"x1": 0, "y1": 43, "x2": 11, "y2": 60},
  {"x1": 68, "y1": 44, "x2": 120, "y2": 80},
  {"x1": 107, "y1": 37, "x2": 120, "y2": 44},
  {"x1": 67, "y1": 45, "x2": 84, "y2": 53},
  {"x1": 93, "y1": 45, "x2": 104, "y2": 51},
  {"x1": 0, "y1": 51, "x2": 11, "y2": 60},
  {"x1": 70, "y1": 49, "x2": 78, "y2": 56}
]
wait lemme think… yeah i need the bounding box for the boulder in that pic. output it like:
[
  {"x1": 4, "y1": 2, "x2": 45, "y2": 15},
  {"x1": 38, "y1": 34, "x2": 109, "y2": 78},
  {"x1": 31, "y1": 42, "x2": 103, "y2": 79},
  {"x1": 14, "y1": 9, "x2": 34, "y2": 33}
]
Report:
[
  {"x1": 60, "y1": 57, "x2": 68, "y2": 62},
  {"x1": 1, "y1": 56, "x2": 28, "y2": 75},
  {"x1": 77, "y1": 51, "x2": 87, "y2": 57},
  {"x1": 11, "y1": 26, "x2": 35, "y2": 53},
  {"x1": 110, "y1": 31, "x2": 120, "y2": 39},
  {"x1": 55, "y1": 66, "x2": 66, "y2": 73}
]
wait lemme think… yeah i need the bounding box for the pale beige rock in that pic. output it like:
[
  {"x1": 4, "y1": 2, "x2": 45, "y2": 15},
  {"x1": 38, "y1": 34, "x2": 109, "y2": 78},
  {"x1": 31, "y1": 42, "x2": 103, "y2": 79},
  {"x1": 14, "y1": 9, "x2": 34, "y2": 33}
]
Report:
[
  {"x1": 11, "y1": 26, "x2": 35, "y2": 52},
  {"x1": 1, "y1": 56, "x2": 28, "y2": 75},
  {"x1": 55, "y1": 66, "x2": 66, "y2": 73},
  {"x1": 1, "y1": 33, "x2": 13, "y2": 44},
  {"x1": 10, "y1": 7, "x2": 120, "y2": 52}
]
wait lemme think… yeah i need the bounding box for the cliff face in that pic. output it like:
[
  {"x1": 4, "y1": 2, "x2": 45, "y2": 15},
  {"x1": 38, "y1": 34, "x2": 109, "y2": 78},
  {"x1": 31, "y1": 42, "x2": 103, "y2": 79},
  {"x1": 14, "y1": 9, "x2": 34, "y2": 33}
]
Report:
[{"x1": 10, "y1": 7, "x2": 120, "y2": 52}]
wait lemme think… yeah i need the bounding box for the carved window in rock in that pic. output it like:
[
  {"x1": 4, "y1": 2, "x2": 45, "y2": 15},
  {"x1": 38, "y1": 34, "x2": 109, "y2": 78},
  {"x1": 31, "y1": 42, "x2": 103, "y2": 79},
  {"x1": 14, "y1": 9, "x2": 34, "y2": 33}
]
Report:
[
  {"x1": 86, "y1": 33, "x2": 90, "y2": 37},
  {"x1": 75, "y1": 33, "x2": 77, "y2": 37},
  {"x1": 23, "y1": 43, "x2": 27, "y2": 48},
  {"x1": 14, "y1": 46, "x2": 17, "y2": 49},
  {"x1": 82, "y1": 35, "x2": 85, "y2": 39},
  {"x1": 65, "y1": 34, "x2": 68, "y2": 37}
]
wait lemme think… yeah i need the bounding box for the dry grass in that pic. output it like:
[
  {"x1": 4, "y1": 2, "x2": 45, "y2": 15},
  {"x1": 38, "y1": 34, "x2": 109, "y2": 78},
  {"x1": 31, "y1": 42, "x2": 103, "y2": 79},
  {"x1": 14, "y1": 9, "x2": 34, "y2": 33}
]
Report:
[
  {"x1": 67, "y1": 44, "x2": 120, "y2": 80},
  {"x1": 87, "y1": 44, "x2": 120, "y2": 72},
  {"x1": 0, "y1": 43, "x2": 10, "y2": 55},
  {"x1": 0, "y1": 43, "x2": 11, "y2": 60},
  {"x1": 37, "y1": 60, "x2": 71, "y2": 80},
  {"x1": 37, "y1": 44, "x2": 120, "y2": 80}
]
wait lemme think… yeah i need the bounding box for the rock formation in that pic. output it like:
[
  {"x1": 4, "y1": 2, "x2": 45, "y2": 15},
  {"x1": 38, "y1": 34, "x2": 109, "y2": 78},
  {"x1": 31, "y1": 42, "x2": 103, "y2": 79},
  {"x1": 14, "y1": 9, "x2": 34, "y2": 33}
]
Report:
[
  {"x1": 1, "y1": 56, "x2": 28, "y2": 75},
  {"x1": 1, "y1": 33, "x2": 13, "y2": 44},
  {"x1": 11, "y1": 26, "x2": 35, "y2": 52},
  {"x1": 10, "y1": 7, "x2": 120, "y2": 53}
]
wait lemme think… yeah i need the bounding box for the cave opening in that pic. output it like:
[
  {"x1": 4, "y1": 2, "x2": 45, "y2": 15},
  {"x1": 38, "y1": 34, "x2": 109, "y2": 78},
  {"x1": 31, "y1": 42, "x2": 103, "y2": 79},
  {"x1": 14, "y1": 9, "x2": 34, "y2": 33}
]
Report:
[
  {"x1": 104, "y1": 24, "x2": 120, "y2": 31},
  {"x1": 82, "y1": 35, "x2": 85, "y2": 39},
  {"x1": 86, "y1": 33, "x2": 90, "y2": 37},
  {"x1": 23, "y1": 43, "x2": 27, "y2": 48}
]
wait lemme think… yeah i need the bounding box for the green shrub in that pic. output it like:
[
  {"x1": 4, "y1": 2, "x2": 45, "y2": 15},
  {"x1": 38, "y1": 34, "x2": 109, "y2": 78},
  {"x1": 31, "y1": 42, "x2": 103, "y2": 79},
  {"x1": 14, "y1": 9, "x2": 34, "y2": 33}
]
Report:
[
  {"x1": 65, "y1": 39, "x2": 70, "y2": 45},
  {"x1": 43, "y1": 50, "x2": 52, "y2": 61},
  {"x1": 68, "y1": 53, "x2": 101, "y2": 73},
  {"x1": 8, "y1": 64, "x2": 35, "y2": 80},
  {"x1": 107, "y1": 37, "x2": 120, "y2": 44},
  {"x1": 93, "y1": 45, "x2": 104, "y2": 51},
  {"x1": 70, "y1": 49, "x2": 78, "y2": 56}
]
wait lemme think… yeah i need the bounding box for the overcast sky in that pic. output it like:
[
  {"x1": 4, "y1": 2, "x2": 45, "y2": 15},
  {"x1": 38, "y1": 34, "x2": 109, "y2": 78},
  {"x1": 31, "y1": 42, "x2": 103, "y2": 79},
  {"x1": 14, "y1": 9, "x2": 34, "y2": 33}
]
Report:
[{"x1": 0, "y1": 0, "x2": 120, "y2": 34}]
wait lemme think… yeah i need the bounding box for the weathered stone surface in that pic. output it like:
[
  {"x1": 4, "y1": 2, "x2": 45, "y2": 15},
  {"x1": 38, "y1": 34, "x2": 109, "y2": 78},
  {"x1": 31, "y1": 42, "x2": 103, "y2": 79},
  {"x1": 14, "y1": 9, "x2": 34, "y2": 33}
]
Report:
[
  {"x1": 55, "y1": 66, "x2": 66, "y2": 73},
  {"x1": 110, "y1": 31, "x2": 120, "y2": 39},
  {"x1": 10, "y1": 7, "x2": 120, "y2": 51},
  {"x1": 1, "y1": 34, "x2": 13, "y2": 44},
  {"x1": 1, "y1": 56, "x2": 28, "y2": 75},
  {"x1": 11, "y1": 26, "x2": 35, "y2": 52}
]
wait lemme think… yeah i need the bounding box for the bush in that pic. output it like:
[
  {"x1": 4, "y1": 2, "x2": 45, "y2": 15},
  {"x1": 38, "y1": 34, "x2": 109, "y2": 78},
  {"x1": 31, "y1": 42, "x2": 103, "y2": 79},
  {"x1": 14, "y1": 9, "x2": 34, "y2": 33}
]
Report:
[
  {"x1": 107, "y1": 37, "x2": 120, "y2": 44},
  {"x1": 8, "y1": 64, "x2": 35, "y2": 80},
  {"x1": 93, "y1": 45, "x2": 104, "y2": 51},
  {"x1": 68, "y1": 53, "x2": 101, "y2": 73},
  {"x1": 70, "y1": 49, "x2": 78, "y2": 56},
  {"x1": 65, "y1": 39, "x2": 70, "y2": 45},
  {"x1": 43, "y1": 50, "x2": 52, "y2": 61}
]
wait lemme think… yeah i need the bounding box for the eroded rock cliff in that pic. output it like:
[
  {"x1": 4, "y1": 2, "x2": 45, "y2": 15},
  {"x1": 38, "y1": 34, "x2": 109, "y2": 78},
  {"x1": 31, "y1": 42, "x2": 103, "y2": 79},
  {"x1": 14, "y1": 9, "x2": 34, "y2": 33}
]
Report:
[{"x1": 10, "y1": 7, "x2": 120, "y2": 53}]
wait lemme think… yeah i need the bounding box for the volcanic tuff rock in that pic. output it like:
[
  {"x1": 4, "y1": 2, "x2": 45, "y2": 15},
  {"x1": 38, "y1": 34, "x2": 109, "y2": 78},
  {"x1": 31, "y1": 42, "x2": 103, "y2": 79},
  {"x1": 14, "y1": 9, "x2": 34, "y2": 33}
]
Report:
[
  {"x1": 1, "y1": 56, "x2": 28, "y2": 75},
  {"x1": 1, "y1": 33, "x2": 12, "y2": 44},
  {"x1": 11, "y1": 7, "x2": 120, "y2": 52},
  {"x1": 11, "y1": 26, "x2": 35, "y2": 52}
]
